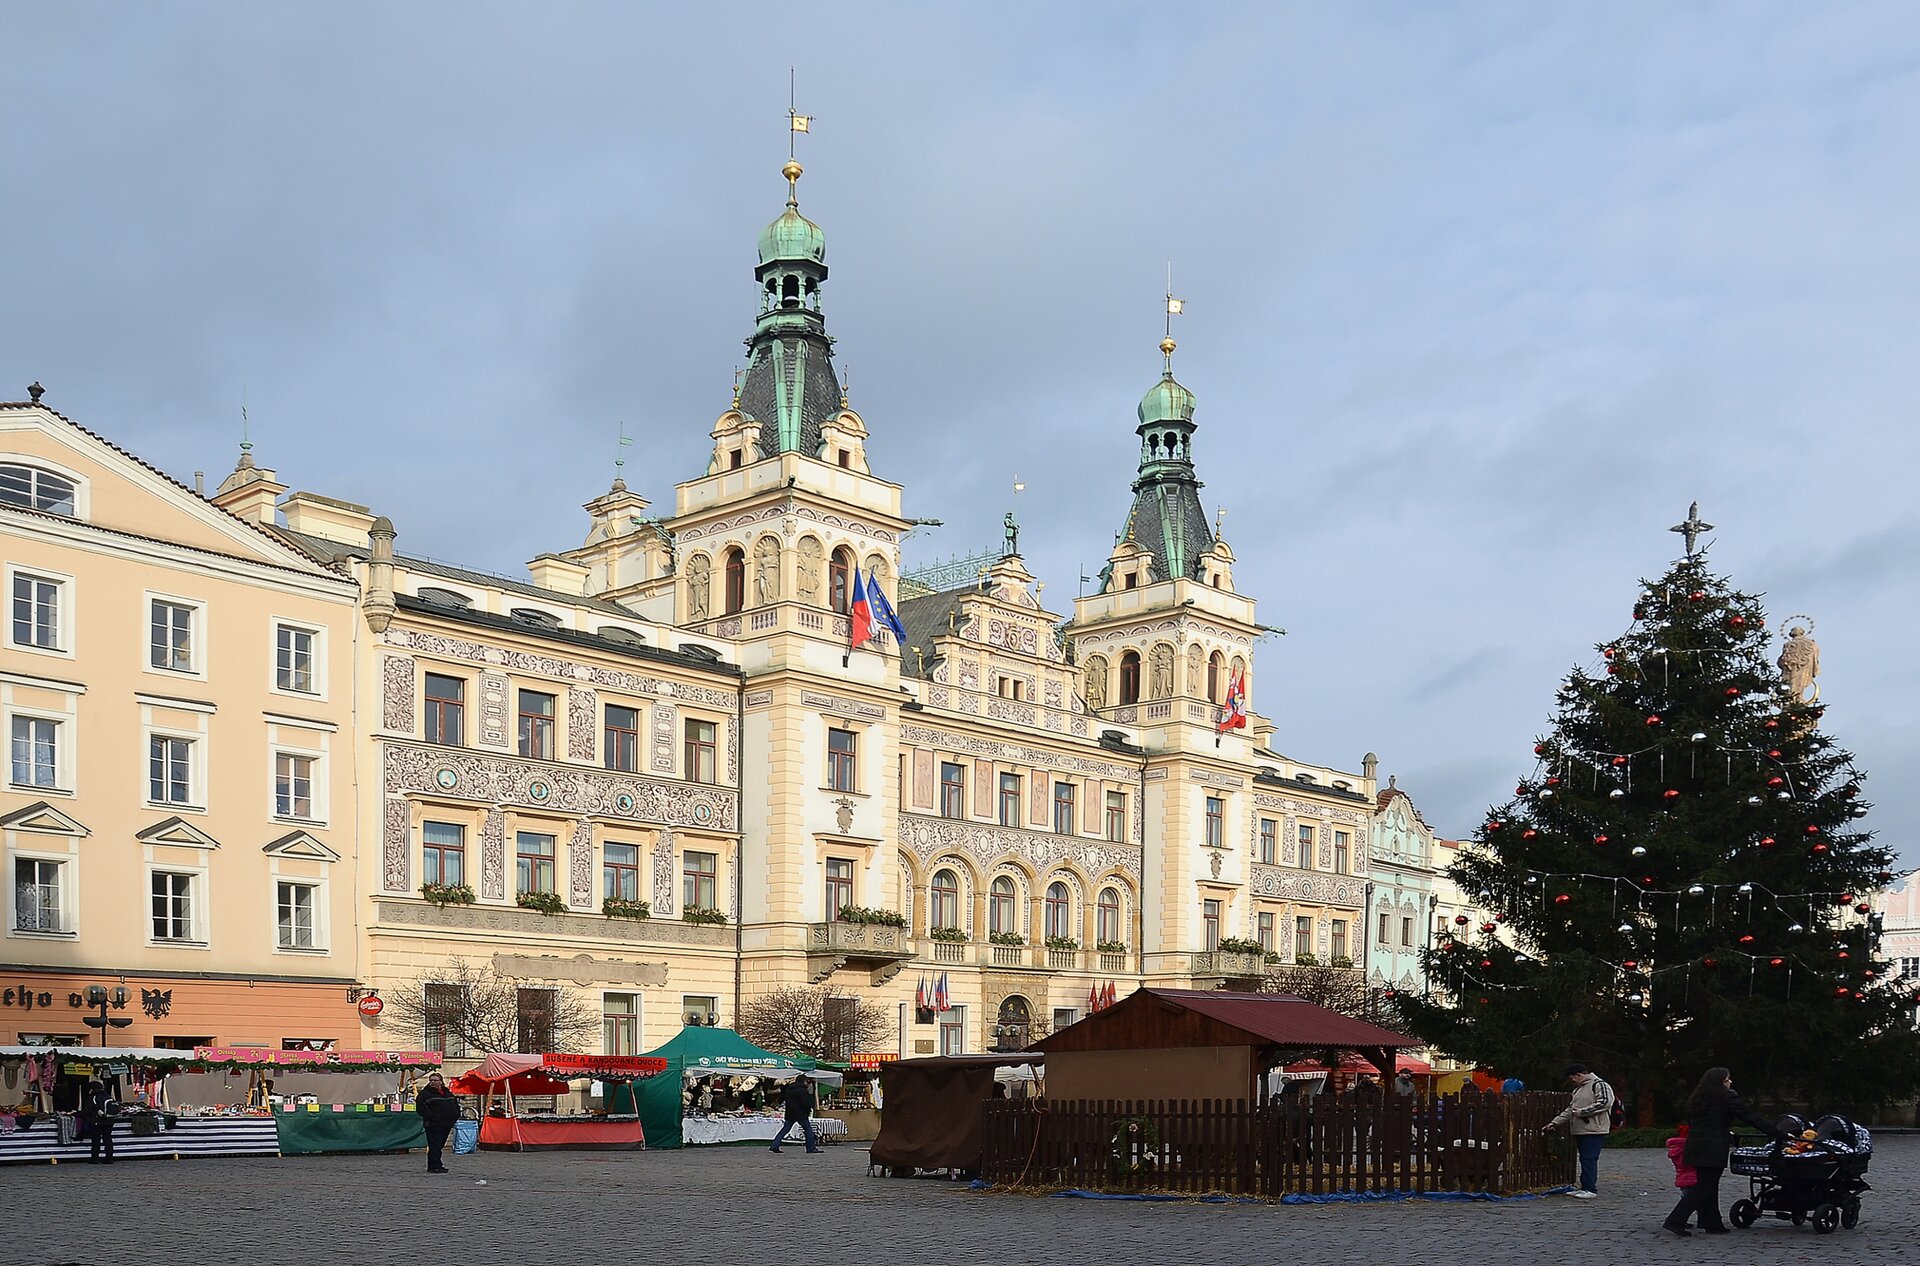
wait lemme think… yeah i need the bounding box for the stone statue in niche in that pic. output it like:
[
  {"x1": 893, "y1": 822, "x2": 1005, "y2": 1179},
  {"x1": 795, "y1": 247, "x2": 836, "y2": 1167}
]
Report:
[
  {"x1": 1777, "y1": 621, "x2": 1820, "y2": 703},
  {"x1": 753, "y1": 537, "x2": 780, "y2": 604},
  {"x1": 867, "y1": 557, "x2": 890, "y2": 601},
  {"x1": 1083, "y1": 655, "x2": 1108, "y2": 711},
  {"x1": 1186, "y1": 644, "x2": 1204, "y2": 697},
  {"x1": 1149, "y1": 643, "x2": 1174, "y2": 699},
  {"x1": 686, "y1": 555, "x2": 711, "y2": 622},
  {"x1": 796, "y1": 537, "x2": 822, "y2": 604}
]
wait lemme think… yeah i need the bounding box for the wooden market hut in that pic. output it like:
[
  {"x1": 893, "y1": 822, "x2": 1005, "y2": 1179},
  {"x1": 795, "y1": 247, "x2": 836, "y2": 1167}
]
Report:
[{"x1": 1034, "y1": 988, "x2": 1416, "y2": 1104}]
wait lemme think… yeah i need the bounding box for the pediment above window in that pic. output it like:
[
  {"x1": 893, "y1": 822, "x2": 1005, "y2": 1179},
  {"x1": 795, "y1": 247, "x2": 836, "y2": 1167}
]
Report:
[
  {"x1": 136, "y1": 816, "x2": 221, "y2": 850},
  {"x1": 262, "y1": 830, "x2": 340, "y2": 862},
  {"x1": 0, "y1": 801, "x2": 89, "y2": 837}
]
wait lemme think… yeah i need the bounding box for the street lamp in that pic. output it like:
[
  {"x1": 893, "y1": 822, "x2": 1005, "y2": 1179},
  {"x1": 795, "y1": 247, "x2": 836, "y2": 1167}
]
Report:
[
  {"x1": 990, "y1": 1023, "x2": 1024, "y2": 1053},
  {"x1": 82, "y1": 985, "x2": 132, "y2": 1047}
]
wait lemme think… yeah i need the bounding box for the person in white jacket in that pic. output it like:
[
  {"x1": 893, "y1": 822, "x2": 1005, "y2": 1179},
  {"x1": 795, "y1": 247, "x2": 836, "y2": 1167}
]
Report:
[{"x1": 1546, "y1": 1063, "x2": 1615, "y2": 1197}]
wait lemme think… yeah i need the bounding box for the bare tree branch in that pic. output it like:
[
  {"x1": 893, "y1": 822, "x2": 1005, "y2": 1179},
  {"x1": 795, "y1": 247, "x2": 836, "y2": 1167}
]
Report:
[
  {"x1": 736, "y1": 986, "x2": 890, "y2": 1061},
  {"x1": 379, "y1": 959, "x2": 600, "y2": 1055}
]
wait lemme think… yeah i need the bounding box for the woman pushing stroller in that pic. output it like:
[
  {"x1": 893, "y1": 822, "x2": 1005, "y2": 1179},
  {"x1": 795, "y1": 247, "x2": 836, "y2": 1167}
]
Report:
[{"x1": 1663, "y1": 1067, "x2": 1786, "y2": 1236}]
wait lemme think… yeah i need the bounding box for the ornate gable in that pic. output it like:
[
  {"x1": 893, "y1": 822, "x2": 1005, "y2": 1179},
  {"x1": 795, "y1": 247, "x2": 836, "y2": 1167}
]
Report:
[
  {"x1": 262, "y1": 830, "x2": 340, "y2": 862},
  {"x1": 0, "y1": 801, "x2": 89, "y2": 837},
  {"x1": 135, "y1": 816, "x2": 222, "y2": 850}
]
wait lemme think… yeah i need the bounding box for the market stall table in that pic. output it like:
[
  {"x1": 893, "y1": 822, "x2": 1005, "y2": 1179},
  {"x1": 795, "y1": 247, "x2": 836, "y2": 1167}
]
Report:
[
  {"x1": 458, "y1": 1053, "x2": 665, "y2": 1151},
  {"x1": 682, "y1": 1115, "x2": 847, "y2": 1146},
  {"x1": 275, "y1": 1105, "x2": 426, "y2": 1156},
  {"x1": 478, "y1": 1114, "x2": 646, "y2": 1150},
  {"x1": 0, "y1": 1115, "x2": 280, "y2": 1164}
]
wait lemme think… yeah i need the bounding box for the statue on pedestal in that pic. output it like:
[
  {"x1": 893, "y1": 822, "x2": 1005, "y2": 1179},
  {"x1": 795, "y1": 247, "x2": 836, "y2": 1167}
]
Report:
[{"x1": 1777, "y1": 619, "x2": 1820, "y2": 703}]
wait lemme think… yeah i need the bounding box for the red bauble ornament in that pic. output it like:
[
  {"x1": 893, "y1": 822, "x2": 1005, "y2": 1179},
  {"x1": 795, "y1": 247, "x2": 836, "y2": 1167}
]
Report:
[
  {"x1": 1623, "y1": 959, "x2": 1639, "y2": 970},
  {"x1": 1689, "y1": 590, "x2": 1706, "y2": 601},
  {"x1": 1633, "y1": 605, "x2": 1646, "y2": 620},
  {"x1": 1607, "y1": 663, "x2": 1620, "y2": 676},
  {"x1": 1521, "y1": 829, "x2": 1538, "y2": 840},
  {"x1": 1641, "y1": 876, "x2": 1656, "y2": 886},
  {"x1": 1836, "y1": 950, "x2": 1850, "y2": 960},
  {"x1": 1593, "y1": 833, "x2": 1610, "y2": 845},
  {"x1": 1769, "y1": 957, "x2": 1785, "y2": 967},
  {"x1": 1515, "y1": 785, "x2": 1528, "y2": 796},
  {"x1": 1487, "y1": 821, "x2": 1504, "y2": 832},
  {"x1": 1767, "y1": 749, "x2": 1783, "y2": 760},
  {"x1": 1855, "y1": 903, "x2": 1871, "y2": 915},
  {"x1": 1663, "y1": 789, "x2": 1680, "y2": 800},
  {"x1": 1759, "y1": 836, "x2": 1776, "y2": 848},
  {"x1": 1726, "y1": 686, "x2": 1742, "y2": 697},
  {"x1": 1611, "y1": 756, "x2": 1628, "y2": 766},
  {"x1": 1480, "y1": 922, "x2": 1497, "y2": 934},
  {"x1": 1480, "y1": 959, "x2": 1492, "y2": 968},
  {"x1": 1877, "y1": 871, "x2": 1894, "y2": 883},
  {"x1": 1533, "y1": 743, "x2": 1546, "y2": 755},
  {"x1": 1546, "y1": 776, "x2": 1562, "y2": 787},
  {"x1": 1839, "y1": 893, "x2": 1855, "y2": 904},
  {"x1": 1812, "y1": 843, "x2": 1830, "y2": 854},
  {"x1": 1478, "y1": 997, "x2": 1489, "y2": 1005},
  {"x1": 1836, "y1": 986, "x2": 1851, "y2": 997},
  {"x1": 1646, "y1": 715, "x2": 1662, "y2": 726},
  {"x1": 1765, "y1": 719, "x2": 1781, "y2": 730},
  {"x1": 1454, "y1": 915, "x2": 1470, "y2": 926},
  {"x1": 1806, "y1": 824, "x2": 1821, "y2": 834},
  {"x1": 1554, "y1": 894, "x2": 1571, "y2": 905},
  {"x1": 1730, "y1": 615, "x2": 1746, "y2": 627},
  {"x1": 1703, "y1": 957, "x2": 1718, "y2": 968},
  {"x1": 1738, "y1": 934, "x2": 1755, "y2": 945}
]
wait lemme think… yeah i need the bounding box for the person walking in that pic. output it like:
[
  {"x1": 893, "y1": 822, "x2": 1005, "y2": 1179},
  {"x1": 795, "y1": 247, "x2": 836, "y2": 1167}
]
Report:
[
  {"x1": 769, "y1": 1073, "x2": 819, "y2": 1154},
  {"x1": 1394, "y1": 1070, "x2": 1417, "y2": 1098},
  {"x1": 414, "y1": 1071, "x2": 459, "y2": 1174},
  {"x1": 1546, "y1": 1063, "x2": 1615, "y2": 1198},
  {"x1": 81, "y1": 1077, "x2": 119, "y2": 1165},
  {"x1": 1662, "y1": 1067, "x2": 1784, "y2": 1237}
]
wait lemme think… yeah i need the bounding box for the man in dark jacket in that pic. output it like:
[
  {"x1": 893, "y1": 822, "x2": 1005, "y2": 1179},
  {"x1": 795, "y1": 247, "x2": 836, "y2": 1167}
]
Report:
[
  {"x1": 82, "y1": 1078, "x2": 119, "y2": 1164},
  {"x1": 414, "y1": 1072, "x2": 460, "y2": 1174},
  {"x1": 768, "y1": 1074, "x2": 819, "y2": 1154}
]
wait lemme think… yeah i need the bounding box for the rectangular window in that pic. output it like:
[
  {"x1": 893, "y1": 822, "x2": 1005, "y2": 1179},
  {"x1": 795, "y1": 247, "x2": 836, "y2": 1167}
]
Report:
[
  {"x1": 1259, "y1": 818, "x2": 1277, "y2": 864},
  {"x1": 275, "y1": 623, "x2": 318, "y2": 693},
  {"x1": 998, "y1": 773, "x2": 1022, "y2": 827},
  {"x1": 149, "y1": 599, "x2": 196, "y2": 672},
  {"x1": 825, "y1": 857, "x2": 854, "y2": 921},
  {"x1": 276, "y1": 881, "x2": 318, "y2": 949},
  {"x1": 517, "y1": 690, "x2": 555, "y2": 761},
  {"x1": 684, "y1": 719, "x2": 717, "y2": 783},
  {"x1": 10, "y1": 573, "x2": 62, "y2": 650},
  {"x1": 151, "y1": 871, "x2": 195, "y2": 941},
  {"x1": 682, "y1": 995, "x2": 718, "y2": 1027},
  {"x1": 1257, "y1": 911, "x2": 1275, "y2": 954},
  {"x1": 1379, "y1": 912, "x2": 1391, "y2": 946},
  {"x1": 603, "y1": 704, "x2": 639, "y2": 772},
  {"x1": 939, "y1": 1005, "x2": 967, "y2": 1056},
  {"x1": 1205, "y1": 796, "x2": 1224, "y2": 849},
  {"x1": 1105, "y1": 790, "x2": 1127, "y2": 843},
  {"x1": 148, "y1": 735, "x2": 194, "y2": 806},
  {"x1": 1052, "y1": 1007, "x2": 1080, "y2": 1032},
  {"x1": 683, "y1": 850, "x2": 717, "y2": 911},
  {"x1": 1297, "y1": 824, "x2": 1316, "y2": 870},
  {"x1": 1331, "y1": 919, "x2": 1348, "y2": 962},
  {"x1": 1333, "y1": 830, "x2": 1350, "y2": 874},
  {"x1": 603, "y1": 842, "x2": 639, "y2": 902},
  {"x1": 424, "y1": 673, "x2": 465, "y2": 746},
  {"x1": 1401, "y1": 916, "x2": 1414, "y2": 948},
  {"x1": 517, "y1": 987, "x2": 557, "y2": 1053},
  {"x1": 823, "y1": 995, "x2": 857, "y2": 1062},
  {"x1": 1052, "y1": 782, "x2": 1076, "y2": 835},
  {"x1": 516, "y1": 832, "x2": 557, "y2": 896},
  {"x1": 422, "y1": 821, "x2": 466, "y2": 887},
  {"x1": 274, "y1": 752, "x2": 315, "y2": 819},
  {"x1": 13, "y1": 857, "x2": 64, "y2": 933},
  {"x1": 1295, "y1": 916, "x2": 1313, "y2": 959},
  {"x1": 1201, "y1": 899, "x2": 1222, "y2": 951},
  {"x1": 9, "y1": 715, "x2": 59, "y2": 789},
  {"x1": 827, "y1": 728, "x2": 857, "y2": 792},
  {"x1": 423, "y1": 983, "x2": 466, "y2": 1056},
  {"x1": 939, "y1": 762, "x2": 965, "y2": 819},
  {"x1": 603, "y1": 992, "x2": 639, "y2": 1056}
]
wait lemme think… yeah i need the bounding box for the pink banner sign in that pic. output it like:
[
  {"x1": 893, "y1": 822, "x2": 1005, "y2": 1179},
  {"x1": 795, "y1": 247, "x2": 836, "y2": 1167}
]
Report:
[{"x1": 193, "y1": 1047, "x2": 443, "y2": 1068}]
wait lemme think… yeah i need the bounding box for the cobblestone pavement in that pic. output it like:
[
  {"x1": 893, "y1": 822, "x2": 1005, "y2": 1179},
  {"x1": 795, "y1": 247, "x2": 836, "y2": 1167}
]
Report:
[{"x1": 5, "y1": 1136, "x2": 1913, "y2": 1265}]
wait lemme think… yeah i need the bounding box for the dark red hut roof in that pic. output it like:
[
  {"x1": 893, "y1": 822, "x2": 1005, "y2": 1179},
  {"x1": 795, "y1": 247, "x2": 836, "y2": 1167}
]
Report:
[{"x1": 1035, "y1": 989, "x2": 1415, "y2": 1053}]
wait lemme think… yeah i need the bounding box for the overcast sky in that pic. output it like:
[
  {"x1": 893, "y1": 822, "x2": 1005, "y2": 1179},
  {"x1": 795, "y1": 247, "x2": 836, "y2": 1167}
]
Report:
[{"x1": 5, "y1": 3, "x2": 1915, "y2": 867}]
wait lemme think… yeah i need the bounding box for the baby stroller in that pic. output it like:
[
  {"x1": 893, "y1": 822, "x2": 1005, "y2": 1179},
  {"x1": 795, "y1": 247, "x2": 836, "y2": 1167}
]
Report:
[{"x1": 1728, "y1": 1114, "x2": 1871, "y2": 1234}]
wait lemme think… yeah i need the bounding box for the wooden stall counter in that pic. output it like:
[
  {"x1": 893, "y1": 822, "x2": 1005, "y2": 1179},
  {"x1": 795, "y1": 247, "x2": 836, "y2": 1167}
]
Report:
[{"x1": 478, "y1": 1114, "x2": 645, "y2": 1150}]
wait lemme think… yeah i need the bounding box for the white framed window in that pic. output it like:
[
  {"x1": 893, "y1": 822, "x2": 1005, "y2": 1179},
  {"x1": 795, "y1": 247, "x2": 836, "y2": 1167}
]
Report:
[
  {"x1": 11, "y1": 855, "x2": 70, "y2": 934},
  {"x1": 274, "y1": 751, "x2": 318, "y2": 821},
  {"x1": 8, "y1": 713, "x2": 64, "y2": 791},
  {"x1": 6, "y1": 565, "x2": 73, "y2": 656},
  {"x1": 147, "y1": 732, "x2": 199, "y2": 807},
  {"x1": 149, "y1": 869, "x2": 202, "y2": 944},
  {"x1": 272, "y1": 621, "x2": 324, "y2": 697},
  {"x1": 0, "y1": 461, "x2": 83, "y2": 518},
  {"x1": 939, "y1": 1004, "x2": 968, "y2": 1056},
  {"x1": 275, "y1": 880, "x2": 320, "y2": 950},
  {"x1": 146, "y1": 594, "x2": 204, "y2": 677},
  {"x1": 603, "y1": 992, "x2": 639, "y2": 1056}
]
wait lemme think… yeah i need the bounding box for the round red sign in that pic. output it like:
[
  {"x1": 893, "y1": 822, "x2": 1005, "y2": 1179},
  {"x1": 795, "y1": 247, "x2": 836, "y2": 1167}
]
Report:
[{"x1": 357, "y1": 994, "x2": 384, "y2": 1018}]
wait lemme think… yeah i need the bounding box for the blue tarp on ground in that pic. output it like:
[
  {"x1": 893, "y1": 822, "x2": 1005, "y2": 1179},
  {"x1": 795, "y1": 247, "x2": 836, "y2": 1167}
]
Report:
[{"x1": 970, "y1": 1183, "x2": 1566, "y2": 1204}]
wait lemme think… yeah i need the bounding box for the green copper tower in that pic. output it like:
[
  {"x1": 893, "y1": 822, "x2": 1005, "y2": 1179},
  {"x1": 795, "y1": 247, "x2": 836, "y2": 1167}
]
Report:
[
  {"x1": 1107, "y1": 334, "x2": 1214, "y2": 587},
  {"x1": 737, "y1": 158, "x2": 841, "y2": 457}
]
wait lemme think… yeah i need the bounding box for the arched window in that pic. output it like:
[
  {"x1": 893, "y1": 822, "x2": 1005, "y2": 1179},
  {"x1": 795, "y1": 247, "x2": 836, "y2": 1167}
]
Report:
[
  {"x1": 1207, "y1": 651, "x2": 1224, "y2": 704},
  {"x1": 989, "y1": 876, "x2": 1017, "y2": 936},
  {"x1": 1045, "y1": 882, "x2": 1071, "y2": 940},
  {"x1": 931, "y1": 868, "x2": 960, "y2": 931},
  {"x1": 0, "y1": 463, "x2": 77, "y2": 517},
  {"x1": 829, "y1": 547, "x2": 853, "y2": 613},
  {"x1": 1097, "y1": 887, "x2": 1122, "y2": 946},
  {"x1": 723, "y1": 547, "x2": 746, "y2": 615},
  {"x1": 1118, "y1": 650, "x2": 1141, "y2": 705}
]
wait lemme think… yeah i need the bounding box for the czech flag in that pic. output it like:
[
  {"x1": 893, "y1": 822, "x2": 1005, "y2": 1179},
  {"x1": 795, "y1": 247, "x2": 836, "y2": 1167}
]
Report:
[
  {"x1": 1217, "y1": 667, "x2": 1248, "y2": 733},
  {"x1": 848, "y1": 567, "x2": 874, "y2": 651},
  {"x1": 1103, "y1": 981, "x2": 1118, "y2": 1009},
  {"x1": 935, "y1": 972, "x2": 951, "y2": 1013}
]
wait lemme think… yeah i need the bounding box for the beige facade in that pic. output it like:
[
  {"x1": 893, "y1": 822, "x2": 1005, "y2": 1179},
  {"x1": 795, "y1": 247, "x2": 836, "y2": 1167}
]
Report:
[{"x1": 1, "y1": 402, "x2": 361, "y2": 1047}]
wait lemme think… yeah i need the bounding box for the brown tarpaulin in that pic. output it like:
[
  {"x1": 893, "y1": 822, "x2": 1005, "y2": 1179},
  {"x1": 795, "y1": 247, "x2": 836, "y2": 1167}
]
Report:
[{"x1": 870, "y1": 1055, "x2": 1038, "y2": 1172}]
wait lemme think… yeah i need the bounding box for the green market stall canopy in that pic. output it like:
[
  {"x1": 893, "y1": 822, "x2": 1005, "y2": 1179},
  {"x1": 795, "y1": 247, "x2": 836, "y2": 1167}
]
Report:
[{"x1": 629, "y1": 1027, "x2": 824, "y2": 1149}]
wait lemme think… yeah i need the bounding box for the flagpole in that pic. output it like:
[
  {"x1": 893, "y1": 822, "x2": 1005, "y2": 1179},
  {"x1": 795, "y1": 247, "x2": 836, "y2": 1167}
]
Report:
[{"x1": 842, "y1": 568, "x2": 858, "y2": 669}]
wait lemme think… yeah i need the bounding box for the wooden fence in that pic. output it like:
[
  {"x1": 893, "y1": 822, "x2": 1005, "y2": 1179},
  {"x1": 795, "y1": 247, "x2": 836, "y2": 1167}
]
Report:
[{"x1": 980, "y1": 1092, "x2": 1573, "y2": 1197}]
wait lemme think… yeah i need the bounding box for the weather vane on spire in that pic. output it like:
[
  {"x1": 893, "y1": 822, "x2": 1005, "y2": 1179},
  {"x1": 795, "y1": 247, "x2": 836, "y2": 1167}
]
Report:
[
  {"x1": 613, "y1": 421, "x2": 632, "y2": 480},
  {"x1": 1163, "y1": 263, "x2": 1185, "y2": 371},
  {"x1": 240, "y1": 383, "x2": 252, "y2": 455},
  {"x1": 783, "y1": 69, "x2": 812, "y2": 206}
]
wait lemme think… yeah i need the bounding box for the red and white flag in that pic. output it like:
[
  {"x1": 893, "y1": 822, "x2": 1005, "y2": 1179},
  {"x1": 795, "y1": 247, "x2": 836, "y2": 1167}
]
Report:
[{"x1": 1216, "y1": 667, "x2": 1248, "y2": 733}]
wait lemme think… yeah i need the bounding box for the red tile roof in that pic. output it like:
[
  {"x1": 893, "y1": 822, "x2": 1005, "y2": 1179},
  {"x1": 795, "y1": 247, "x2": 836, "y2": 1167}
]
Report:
[{"x1": 1037, "y1": 987, "x2": 1415, "y2": 1053}]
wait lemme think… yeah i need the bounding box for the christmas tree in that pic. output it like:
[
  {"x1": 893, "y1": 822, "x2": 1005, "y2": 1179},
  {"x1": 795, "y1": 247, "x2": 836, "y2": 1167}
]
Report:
[{"x1": 1398, "y1": 514, "x2": 1919, "y2": 1121}]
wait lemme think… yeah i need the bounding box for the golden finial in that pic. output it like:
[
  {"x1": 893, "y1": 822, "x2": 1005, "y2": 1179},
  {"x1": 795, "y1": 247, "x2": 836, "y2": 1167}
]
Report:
[
  {"x1": 732, "y1": 366, "x2": 742, "y2": 408},
  {"x1": 839, "y1": 365, "x2": 849, "y2": 409},
  {"x1": 783, "y1": 158, "x2": 804, "y2": 207}
]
